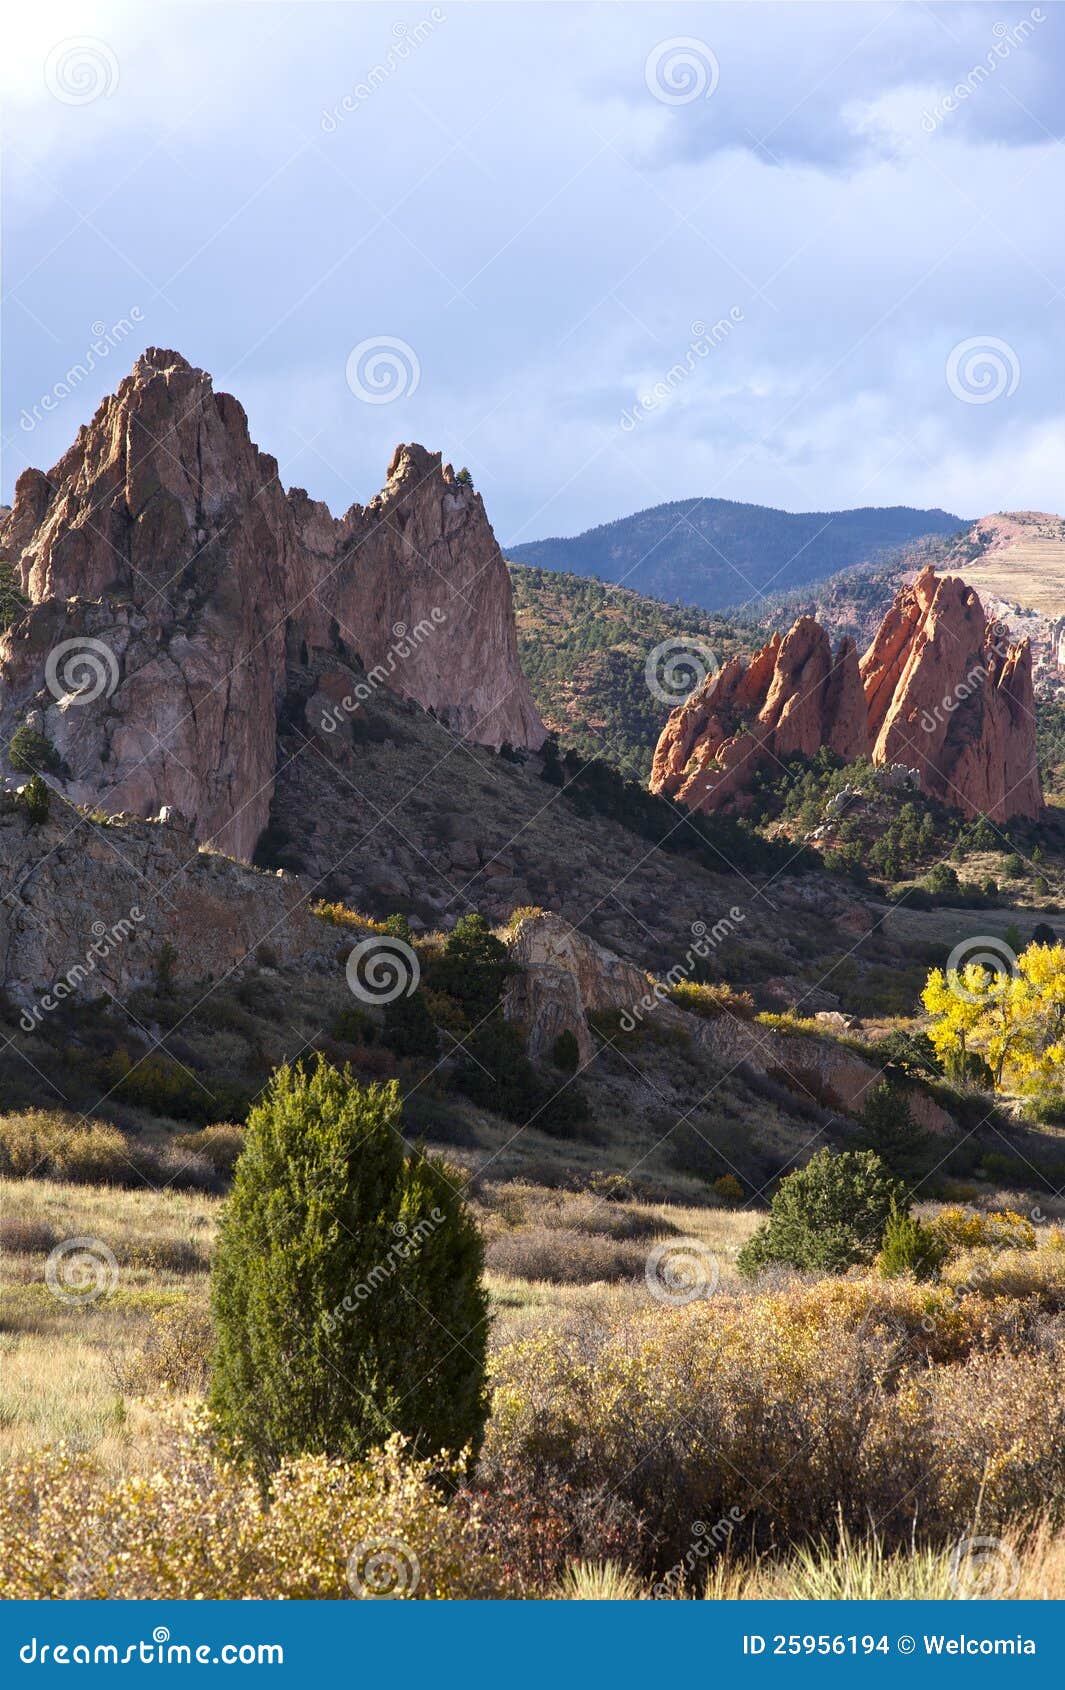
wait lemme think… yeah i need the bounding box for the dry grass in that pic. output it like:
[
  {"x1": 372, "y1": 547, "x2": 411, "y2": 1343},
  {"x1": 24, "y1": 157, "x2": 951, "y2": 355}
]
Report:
[
  {"x1": 562, "y1": 1520, "x2": 1065, "y2": 1599},
  {"x1": 0, "y1": 1177, "x2": 217, "y2": 1461}
]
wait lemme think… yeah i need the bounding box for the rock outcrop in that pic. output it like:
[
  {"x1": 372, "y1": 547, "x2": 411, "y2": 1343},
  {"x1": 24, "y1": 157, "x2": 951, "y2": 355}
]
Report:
[
  {"x1": 0, "y1": 350, "x2": 544, "y2": 860},
  {"x1": 0, "y1": 796, "x2": 320, "y2": 1017},
  {"x1": 651, "y1": 568, "x2": 1041, "y2": 823},
  {"x1": 502, "y1": 910, "x2": 649, "y2": 1064},
  {"x1": 650, "y1": 618, "x2": 866, "y2": 813},
  {"x1": 859, "y1": 566, "x2": 1041, "y2": 822}
]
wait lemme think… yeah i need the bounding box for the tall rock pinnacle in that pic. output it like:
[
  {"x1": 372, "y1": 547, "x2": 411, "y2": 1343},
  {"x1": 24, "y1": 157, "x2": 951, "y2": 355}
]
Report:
[{"x1": 0, "y1": 350, "x2": 544, "y2": 859}]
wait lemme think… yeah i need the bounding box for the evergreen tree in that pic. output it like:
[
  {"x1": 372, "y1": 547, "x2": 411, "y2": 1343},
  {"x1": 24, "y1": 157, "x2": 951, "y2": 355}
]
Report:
[
  {"x1": 737, "y1": 1148, "x2": 903, "y2": 1277},
  {"x1": 209, "y1": 1060, "x2": 487, "y2": 1478},
  {"x1": 856, "y1": 1081, "x2": 934, "y2": 1188}
]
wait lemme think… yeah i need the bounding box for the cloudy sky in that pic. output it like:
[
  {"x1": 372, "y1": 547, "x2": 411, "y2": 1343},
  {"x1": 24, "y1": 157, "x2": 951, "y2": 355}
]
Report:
[{"x1": 3, "y1": 1, "x2": 1064, "y2": 542}]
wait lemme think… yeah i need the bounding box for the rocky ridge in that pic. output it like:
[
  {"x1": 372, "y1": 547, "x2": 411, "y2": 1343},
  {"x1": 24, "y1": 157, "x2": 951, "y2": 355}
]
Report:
[
  {"x1": 651, "y1": 566, "x2": 1041, "y2": 823},
  {"x1": 0, "y1": 349, "x2": 543, "y2": 861}
]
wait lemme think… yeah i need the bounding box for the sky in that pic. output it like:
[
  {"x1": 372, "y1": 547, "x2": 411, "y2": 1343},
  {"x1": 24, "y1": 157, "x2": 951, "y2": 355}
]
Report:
[{"x1": 3, "y1": 0, "x2": 1065, "y2": 544}]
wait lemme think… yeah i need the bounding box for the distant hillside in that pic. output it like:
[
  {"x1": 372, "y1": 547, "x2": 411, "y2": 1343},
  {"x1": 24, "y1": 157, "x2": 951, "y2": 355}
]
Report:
[
  {"x1": 510, "y1": 565, "x2": 756, "y2": 779},
  {"x1": 508, "y1": 498, "x2": 964, "y2": 613},
  {"x1": 752, "y1": 511, "x2": 1065, "y2": 657}
]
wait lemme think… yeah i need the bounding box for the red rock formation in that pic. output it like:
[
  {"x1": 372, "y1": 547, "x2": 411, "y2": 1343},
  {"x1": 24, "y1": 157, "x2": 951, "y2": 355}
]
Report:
[
  {"x1": 651, "y1": 565, "x2": 1042, "y2": 823},
  {"x1": 860, "y1": 565, "x2": 1041, "y2": 822},
  {"x1": 650, "y1": 618, "x2": 866, "y2": 812},
  {"x1": 0, "y1": 349, "x2": 543, "y2": 860}
]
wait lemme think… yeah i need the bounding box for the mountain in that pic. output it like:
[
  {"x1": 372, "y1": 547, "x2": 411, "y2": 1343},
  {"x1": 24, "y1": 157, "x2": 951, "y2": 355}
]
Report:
[
  {"x1": 0, "y1": 349, "x2": 543, "y2": 860},
  {"x1": 509, "y1": 564, "x2": 759, "y2": 779},
  {"x1": 507, "y1": 497, "x2": 965, "y2": 612}
]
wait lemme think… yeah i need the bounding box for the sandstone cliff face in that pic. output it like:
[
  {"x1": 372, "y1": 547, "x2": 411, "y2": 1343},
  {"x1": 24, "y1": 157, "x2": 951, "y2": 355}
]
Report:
[
  {"x1": 651, "y1": 568, "x2": 1041, "y2": 823},
  {"x1": 0, "y1": 350, "x2": 543, "y2": 861},
  {"x1": 859, "y1": 566, "x2": 1041, "y2": 823},
  {"x1": 650, "y1": 618, "x2": 865, "y2": 813}
]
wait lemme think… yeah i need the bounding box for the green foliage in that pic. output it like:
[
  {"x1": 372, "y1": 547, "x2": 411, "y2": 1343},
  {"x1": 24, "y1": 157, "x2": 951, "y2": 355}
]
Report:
[
  {"x1": 9, "y1": 725, "x2": 64, "y2": 778},
  {"x1": 381, "y1": 990, "x2": 440, "y2": 1062},
  {"x1": 856, "y1": 1082, "x2": 934, "y2": 1187},
  {"x1": 510, "y1": 565, "x2": 748, "y2": 781},
  {"x1": 18, "y1": 774, "x2": 51, "y2": 824},
  {"x1": 873, "y1": 1029, "x2": 941, "y2": 1082},
  {"x1": 455, "y1": 1019, "x2": 588, "y2": 1136},
  {"x1": 737, "y1": 1148, "x2": 904, "y2": 1278},
  {"x1": 209, "y1": 1060, "x2": 488, "y2": 1478},
  {"x1": 551, "y1": 1029, "x2": 581, "y2": 1073},
  {"x1": 427, "y1": 914, "x2": 511, "y2": 1022},
  {"x1": 383, "y1": 913, "x2": 413, "y2": 943},
  {"x1": 877, "y1": 1200, "x2": 949, "y2": 1282},
  {"x1": 0, "y1": 561, "x2": 28, "y2": 632}
]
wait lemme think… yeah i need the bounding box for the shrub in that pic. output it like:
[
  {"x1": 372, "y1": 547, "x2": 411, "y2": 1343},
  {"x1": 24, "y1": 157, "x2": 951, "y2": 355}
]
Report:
[
  {"x1": 455, "y1": 1020, "x2": 589, "y2": 1136},
  {"x1": 930, "y1": 1206, "x2": 1037, "y2": 1256},
  {"x1": 381, "y1": 990, "x2": 439, "y2": 1062},
  {"x1": 712, "y1": 1173, "x2": 745, "y2": 1207},
  {"x1": 329, "y1": 1005, "x2": 377, "y2": 1044},
  {"x1": 551, "y1": 1029, "x2": 580, "y2": 1073},
  {"x1": 0, "y1": 1111, "x2": 157, "y2": 1187},
  {"x1": 873, "y1": 1029, "x2": 941, "y2": 1082},
  {"x1": 485, "y1": 1278, "x2": 1065, "y2": 1572},
  {"x1": 667, "y1": 981, "x2": 755, "y2": 1021},
  {"x1": 878, "y1": 1201, "x2": 949, "y2": 1281},
  {"x1": 737, "y1": 1149, "x2": 903, "y2": 1278},
  {"x1": 0, "y1": 1428, "x2": 513, "y2": 1599},
  {"x1": 485, "y1": 1226, "x2": 646, "y2": 1284},
  {"x1": 18, "y1": 774, "x2": 52, "y2": 824},
  {"x1": 175, "y1": 1124, "x2": 245, "y2": 1179},
  {"x1": 427, "y1": 914, "x2": 511, "y2": 1020},
  {"x1": 209, "y1": 1060, "x2": 489, "y2": 1478},
  {"x1": 116, "y1": 1304, "x2": 216, "y2": 1395},
  {"x1": 8, "y1": 724, "x2": 64, "y2": 777},
  {"x1": 0, "y1": 1216, "x2": 59, "y2": 1254}
]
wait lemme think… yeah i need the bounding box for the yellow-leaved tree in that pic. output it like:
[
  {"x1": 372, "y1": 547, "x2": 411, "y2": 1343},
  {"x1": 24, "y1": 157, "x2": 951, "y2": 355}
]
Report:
[{"x1": 922, "y1": 941, "x2": 1065, "y2": 1092}]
